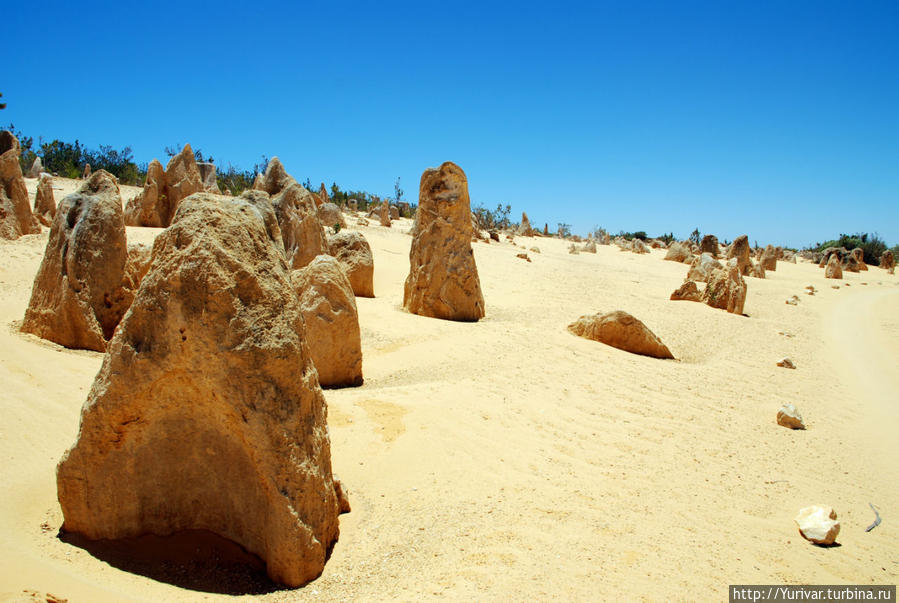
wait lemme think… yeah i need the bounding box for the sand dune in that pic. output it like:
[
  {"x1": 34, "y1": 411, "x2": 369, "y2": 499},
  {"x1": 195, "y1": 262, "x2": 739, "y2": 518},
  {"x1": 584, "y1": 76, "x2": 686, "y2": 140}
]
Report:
[{"x1": 1, "y1": 177, "x2": 896, "y2": 601}]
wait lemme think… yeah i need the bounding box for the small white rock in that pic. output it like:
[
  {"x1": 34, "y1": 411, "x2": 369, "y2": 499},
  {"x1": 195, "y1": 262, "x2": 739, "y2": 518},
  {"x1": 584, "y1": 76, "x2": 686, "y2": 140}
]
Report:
[
  {"x1": 795, "y1": 505, "x2": 840, "y2": 545},
  {"x1": 777, "y1": 403, "x2": 805, "y2": 429}
]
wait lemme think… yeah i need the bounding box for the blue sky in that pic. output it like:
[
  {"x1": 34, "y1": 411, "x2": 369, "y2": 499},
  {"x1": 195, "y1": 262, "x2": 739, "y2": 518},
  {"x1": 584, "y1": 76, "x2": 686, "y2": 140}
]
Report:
[{"x1": 5, "y1": 0, "x2": 897, "y2": 247}]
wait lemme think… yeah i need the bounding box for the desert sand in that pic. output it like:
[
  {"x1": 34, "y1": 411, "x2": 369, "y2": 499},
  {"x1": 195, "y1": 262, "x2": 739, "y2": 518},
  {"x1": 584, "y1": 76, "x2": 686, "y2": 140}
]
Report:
[{"x1": 1, "y1": 176, "x2": 897, "y2": 602}]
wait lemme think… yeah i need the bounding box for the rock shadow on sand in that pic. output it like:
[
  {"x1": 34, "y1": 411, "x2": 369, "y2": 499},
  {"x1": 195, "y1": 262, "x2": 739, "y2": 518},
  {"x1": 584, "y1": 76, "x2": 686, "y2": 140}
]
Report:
[{"x1": 58, "y1": 528, "x2": 288, "y2": 595}]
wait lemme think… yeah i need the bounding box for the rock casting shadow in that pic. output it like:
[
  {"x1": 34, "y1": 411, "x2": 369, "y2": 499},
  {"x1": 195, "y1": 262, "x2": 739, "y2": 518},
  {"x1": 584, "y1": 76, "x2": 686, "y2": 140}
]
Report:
[{"x1": 59, "y1": 528, "x2": 288, "y2": 595}]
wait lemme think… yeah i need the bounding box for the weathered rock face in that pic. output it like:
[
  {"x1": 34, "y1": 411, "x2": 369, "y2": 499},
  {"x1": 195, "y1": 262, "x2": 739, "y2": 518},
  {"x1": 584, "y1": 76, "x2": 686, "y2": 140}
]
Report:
[
  {"x1": 28, "y1": 156, "x2": 44, "y2": 178},
  {"x1": 760, "y1": 245, "x2": 777, "y2": 271},
  {"x1": 124, "y1": 146, "x2": 203, "y2": 227},
  {"x1": 82, "y1": 163, "x2": 91, "y2": 179},
  {"x1": 34, "y1": 174, "x2": 56, "y2": 227},
  {"x1": 197, "y1": 162, "x2": 221, "y2": 194},
  {"x1": 317, "y1": 183, "x2": 329, "y2": 207},
  {"x1": 795, "y1": 506, "x2": 839, "y2": 545},
  {"x1": 700, "y1": 234, "x2": 719, "y2": 257},
  {"x1": 124, "y1": 159, "x2": 167, "y2": 227},
  {"x1": 123, "y1": 243, "x2": 153, "y2": 292},
  {"x1": 568, "y1": 311, "x2": 674, "y2": 359},
  {"x1": 291, "y1": 255, "x2": 363, "y2": 388},
  {"x1": 825, "y1": 254, "x2": 843, "y2": 279},
  {"x1": 703, "y1": 265, "x2": 746, "y2": 314},
  {"x1": 56, "y1": 193, "x2": 343, "y2": 588},
  {"x1": 631, "y1": 239, "x2": 649, "y2": 254},
  {"x1": 328, "y1": 231, "x2": 374, "y2": 298},
  {"x1": 777, "y1": 403, "x2": 805, "y2": 429},
  {"x1": 518, "y1": 212, "x2": 534, "y2": 236},
  {"x1": 164, "y1": 145, "x2": 204, "y2": 218},
  {"x1": 22, "y1": 170, "x2": 128, "y2": 351},
  {"x1": 726, "y1": 235, "x2": 751, "y2": 275},
  {"x1": 665, "y1": 241, "x2": 692, "y2": 263},
  {"x1": 379, "y1": 202, "x2": 391, "y2": 227},
  {"x1": 777, "y1": 357, "x2": 796, "y2": 369},
  {"x1": 254, "y1": 157, "x2": 297, "y2": 196},
  {"x1": 1, "y1": 131, "x2": 41, "y2": 239},
  {"x1": 348, "y1": 198, "x2": 358, "y2": 212},
  {"x1": 318, "y1": 202, "x2": 347, "y2": 230},
  {"x1": 686, "y1": 253, "x2": 723, "y2": 283},
  {"x1": 404, "y1": 162, "x2": 484, "y2": 321},
  {"x1": 748, "y1": 260, "x2": 766, "y2": 279},
  {"x1": 670, "y1": 280, "x2": 702, "y2": 302},
  {"x1": 848, "y1": 248, "x2": 867, "y2": 271},
  {"x1": 267, "y1": 185, "x2": 328, "y2": 270},
  {"x1": 819, "y1": 247, "x2": 845, "y2": 267},
  {"x1": 880, "y1": 250, "x2": 895, "y2": 271}
]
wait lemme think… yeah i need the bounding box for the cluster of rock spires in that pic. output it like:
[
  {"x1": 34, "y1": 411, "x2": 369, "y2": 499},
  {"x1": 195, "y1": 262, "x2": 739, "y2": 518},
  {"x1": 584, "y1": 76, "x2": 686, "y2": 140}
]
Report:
[
  {"x1": 21, "y1": 156, "x2": 383, "y2": 586},
  {"x1": 19, "y1": 153, "x2": 496, "y2": 586},
  {"x1": 11, "y1": 127, "x2": 889, "y2": 571},
  {"x1": 123, "y1": 144, "x2": 209, "y2": 227},
  {"x1": 1, "y1": 131, "x2": 41, "y2": 239},
  {"x1": 667, "y1": 236, "x2": 749, "y2": 315}
]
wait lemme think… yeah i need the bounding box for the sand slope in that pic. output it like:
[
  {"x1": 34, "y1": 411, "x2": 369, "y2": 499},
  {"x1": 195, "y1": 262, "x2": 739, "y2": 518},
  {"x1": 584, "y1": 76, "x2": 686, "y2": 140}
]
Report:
[{"x1": 1, "y1": 178, "x2": 896, "y2": 601}]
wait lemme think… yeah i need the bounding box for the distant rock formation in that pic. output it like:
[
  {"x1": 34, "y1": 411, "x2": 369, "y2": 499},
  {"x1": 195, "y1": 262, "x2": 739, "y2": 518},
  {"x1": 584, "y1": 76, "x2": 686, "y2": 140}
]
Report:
[
  {"x1": 27, "y1": 156, "x2": 43, "y2": 178},
  {"x1": 686, "y1": 253, "x2": 722, "y2": 283},
  {"x1": 197, "y1": 161, "x2": 221, "y2": 194},
  {"x1": 760, "y1": 244, "x2": 777, "y2": 271},
  {"x1": 403, "y1": 162, "x2": 484, "y2": 321},
  {"x1": 880, "y1": 250, "x2": 895, "y2": 272},
  {"x1": 1, "y1": 131, "x2": 41, "y2": 239},
  {"x1": 318, "y1": 202, "x2": 347, "y2": 230},
  {"x1": 669, "y1": 281, "x2": 702, "y2": 302},
  {"x1": 328, "y1": 231, "x2": 374, "y2": 298},
  {"x1": 124, "y1": 145, "x2": 204, "y2": 227},
  {"x1": 631, "y1": 239, "x2": 649, "y2": 254},
  {"x1": 568, "y1": 310, "x2": 674, "y2": 359},
  {"x1": 56, "y1": 192, "x2": 345, "y2": 587},
  {"x1": 254, "y1": 157, "x2": 296, "y2": 196},
  {"x1": 726, "y1": 235, "x2": 751, "y2": 276},
  {"x1": 703, "y1": 265, "x2": 746, "y2": 314},
  {"x1": 22, "y1": 171, "x2": 129, "y2": 351},
  {"x1": 824, "y1": 253, "x2": 842, "y2": 279},
  {"x1": 518, "y1": 212, "x2": 534, "y2": 236},
  {"x1": 700, "y1": 234, "x2": 719, "y2": 258},
  {"x1": 292, "y1": 255, "x2": 363, "y2": 388},
  {"x1": 33, "y1": 174, "x2": 56, "y2": 227},
  {"x1": 664, "y1": 241, "x2": 692, "y2": 263}
]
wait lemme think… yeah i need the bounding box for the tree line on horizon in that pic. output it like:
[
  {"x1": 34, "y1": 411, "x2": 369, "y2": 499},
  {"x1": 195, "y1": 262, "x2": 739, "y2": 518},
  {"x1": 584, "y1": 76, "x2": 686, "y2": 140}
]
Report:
[
  {"x1": 4, "y1": 124, "x2": 414, "y2": 217},
  {"x1": 4, "y1": 123, "x2": 896, "y2": 258}
]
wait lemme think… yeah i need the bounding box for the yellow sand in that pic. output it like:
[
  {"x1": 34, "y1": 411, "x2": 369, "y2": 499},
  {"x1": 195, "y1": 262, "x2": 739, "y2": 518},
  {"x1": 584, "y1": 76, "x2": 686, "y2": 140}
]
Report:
[{"x1": 1, "y1": 177, "x2": 896, "y2": 602}]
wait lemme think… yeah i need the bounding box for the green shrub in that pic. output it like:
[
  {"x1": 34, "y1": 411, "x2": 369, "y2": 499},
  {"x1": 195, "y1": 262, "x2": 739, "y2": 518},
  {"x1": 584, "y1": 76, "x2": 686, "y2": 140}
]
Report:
[{"x1": 814, "y1": 233, "x2": 887, "y2": 266}]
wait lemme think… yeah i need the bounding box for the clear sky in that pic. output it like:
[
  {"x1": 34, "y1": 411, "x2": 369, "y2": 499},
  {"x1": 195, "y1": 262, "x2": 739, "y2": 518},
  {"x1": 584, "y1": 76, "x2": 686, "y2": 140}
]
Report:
[{"x1": 5, "y1": 0, "x2": 897, "y2": 248}]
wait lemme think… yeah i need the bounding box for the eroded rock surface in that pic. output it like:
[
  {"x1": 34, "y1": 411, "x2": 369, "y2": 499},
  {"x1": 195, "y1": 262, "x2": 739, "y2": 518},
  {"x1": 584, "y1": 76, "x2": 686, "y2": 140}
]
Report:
[
  {"x1": 22, "y1": 170, "x2": 128, "y2": 351},
  {"x1": 403, "y1": 162, "x2": 484, "y2": 321},
  {"x1": 291, "y1": 255, "x2": 363, "y2": 388},
  {"x1": 568, "y1": 310, "x2": 673, "y2": 359},
  {"x1": 56, "y1": 192, "x2": 344, "y2": 587}
]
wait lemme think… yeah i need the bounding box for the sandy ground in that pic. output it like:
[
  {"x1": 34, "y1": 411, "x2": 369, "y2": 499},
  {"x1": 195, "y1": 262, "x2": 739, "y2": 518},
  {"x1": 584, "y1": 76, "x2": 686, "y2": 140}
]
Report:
[{"x1": 1, "y1": 177, "x2": 897, "y2": 602}]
